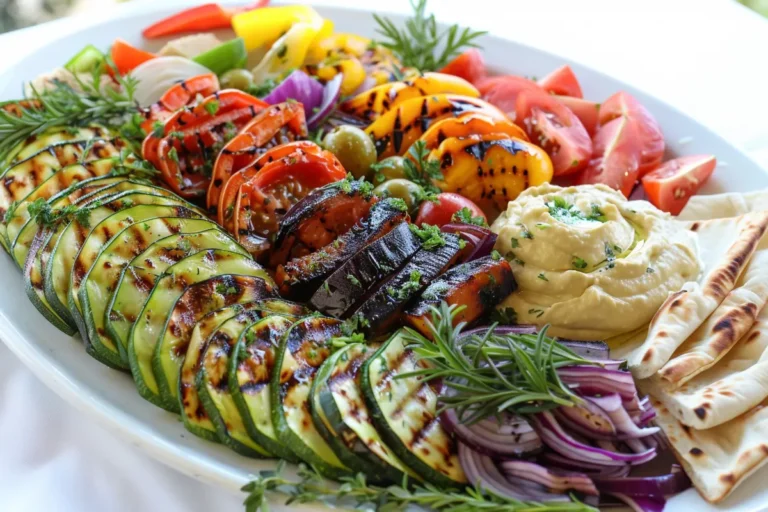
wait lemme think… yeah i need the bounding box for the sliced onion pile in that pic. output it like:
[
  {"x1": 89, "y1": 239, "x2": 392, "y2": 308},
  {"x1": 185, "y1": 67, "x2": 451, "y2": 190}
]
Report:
[
  {"x1": 262, "y1": 70, "x2": 343, "y2": 129},
  {"x1": 440, "y1": 223, "x2": 497, "y2": 262},
  {"x1": 447, "y1": 326, "x2": 691, "y2": 511}
]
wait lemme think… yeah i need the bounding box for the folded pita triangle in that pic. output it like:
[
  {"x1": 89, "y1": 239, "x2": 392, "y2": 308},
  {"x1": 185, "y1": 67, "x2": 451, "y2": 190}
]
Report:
[
  {"x1": 628, "y1": 212, "x2": 768, "y2": 379},
  {"x1": 679, "y1": 190, "x2": 768, "y2": 221}
]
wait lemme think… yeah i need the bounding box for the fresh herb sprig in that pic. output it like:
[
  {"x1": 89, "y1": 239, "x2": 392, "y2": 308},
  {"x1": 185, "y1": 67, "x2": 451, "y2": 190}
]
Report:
[
  {"x1": 242, "y1": 461, "x2": 595, "y2": 512},
  {"x1": 452, "y1": 207, "x2": 489, "y2": 227},
  {"x1": 400, "y1": 303, "x2": 591, "y2": 423},
  {"x1": 373, "y1": 0, "x2": 487, "y2": 71},
  {"x1": 404, "y1": 140, "x2": 442, "y2": 193}
]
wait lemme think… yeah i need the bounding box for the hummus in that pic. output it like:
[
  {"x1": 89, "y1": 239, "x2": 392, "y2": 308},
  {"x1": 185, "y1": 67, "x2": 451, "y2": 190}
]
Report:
[{"x1": 490, "y1": 183, "x2": 701, "y2": 340}]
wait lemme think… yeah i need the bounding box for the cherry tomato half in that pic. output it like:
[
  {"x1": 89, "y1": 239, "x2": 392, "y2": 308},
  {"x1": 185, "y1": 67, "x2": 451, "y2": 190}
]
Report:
[
  {"x1": 641, "y1": 155, "x2": 716, "y2": 215},
  {"x1": 578, "y1": 115, "x2": 641, "y2": 197},
  {"x1": 415, "y1": 192, "x2": 487, "y2": 228},
  {"x1": 538, "y1": 65, "x2": 583, "y2": 98}
]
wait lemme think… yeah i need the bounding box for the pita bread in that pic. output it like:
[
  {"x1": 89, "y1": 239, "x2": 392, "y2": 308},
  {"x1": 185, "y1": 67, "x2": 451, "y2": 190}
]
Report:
[
  {"x1": 628, "y1": 212, "x2": 768, "y2": 379},
  {"x1": 679, "y1": 189, "x2": 768, "y2": 221},
  {"x1": 643, "y1": 304, "x2": 768, "y2": 429},
  {"x1": 656, "y1": 249, "x2": 768, "y2": 387},
  {"x1": 651, "y1": 395, "x2": 768, "y2": 503}
]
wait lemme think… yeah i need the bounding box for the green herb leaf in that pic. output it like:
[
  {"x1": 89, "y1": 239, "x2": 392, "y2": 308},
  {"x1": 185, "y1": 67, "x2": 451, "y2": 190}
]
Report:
[
  {"x1": 403, "y1": 140, "x2": 442, "y2": 193},
  {"x1": 451, "y1": 206, "x2": 488, "y2": 227},
  {"x1": 409, "y1": 222, "x2": 447, "y2": 250}
]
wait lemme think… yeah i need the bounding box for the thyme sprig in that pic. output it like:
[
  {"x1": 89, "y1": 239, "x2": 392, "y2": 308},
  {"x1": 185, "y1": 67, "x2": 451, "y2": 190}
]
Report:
[{"x1": 404, "y1": 140, "x2": 442, "y2": 193}]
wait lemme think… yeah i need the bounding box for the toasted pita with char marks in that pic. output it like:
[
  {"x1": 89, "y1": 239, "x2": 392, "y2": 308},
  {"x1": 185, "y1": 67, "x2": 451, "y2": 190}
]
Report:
[
  {"x1": 628, "y1": 212, "x2": 768, "y2": 379},
  {"x1": 656, "y1": 249, "x2": 768, "y2": 387},
  {"x1": 651, "y1": 395, "x2": 768, "y2": 503},
  {"x1": 679, "y1": 190, "x2": 768, "y2": 221}
]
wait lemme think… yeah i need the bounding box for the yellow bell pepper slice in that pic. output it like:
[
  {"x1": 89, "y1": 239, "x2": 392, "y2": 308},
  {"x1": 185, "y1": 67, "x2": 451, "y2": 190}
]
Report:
[
  {"x1": 251, "y1": 21, "x2": 326, "y2": 83},
  {"x1": 307, "y1": 33, "x2": 371, "y2": 64},
  {"x1": 232, "y1": 5, "x2": 329, "y2": 51},
  {"x1": 313, "y1": 57, "x2": 366, "y2": 96}
]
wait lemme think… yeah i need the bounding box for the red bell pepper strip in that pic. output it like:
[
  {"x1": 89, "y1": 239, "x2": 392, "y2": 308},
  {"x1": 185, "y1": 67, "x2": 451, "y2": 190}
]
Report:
[
  {"x1": 142, "y1": 1, "x2": 270, "y2": 39},
  {"x1": 111, "y1": 39, "x2": 156, "y2": 75}
]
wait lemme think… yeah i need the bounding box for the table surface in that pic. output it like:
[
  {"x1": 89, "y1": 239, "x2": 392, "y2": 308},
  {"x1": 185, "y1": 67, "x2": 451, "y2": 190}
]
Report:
[{"x1": 1, "y1": 1, "x2": 768, "y2": 511}]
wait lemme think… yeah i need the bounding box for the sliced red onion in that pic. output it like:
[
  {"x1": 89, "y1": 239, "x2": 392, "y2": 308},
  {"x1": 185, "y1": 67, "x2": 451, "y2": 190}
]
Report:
[
  {"x1": 531, "y1": 412, "x2": 656, "y2": 466},
  {"x1": 606, "y1": 494, "x2": 665, "y2": 512},
  {"x1": 264, "y1": 70, "x2": 323, "y2": 109},
  {"x1": 499, "y1": 460, "x2": 598, "y2": 495},
  {"x1": 585, "y1": 394, "x2": 660, "y2": 438},
  {"x1": 554, "y1": 339, "x2": 610, "y2": 360},
  {"x1": 541, "y1": 452, "x2": 631, "y2": 478},
  {"x1": 441, "y1": 223, "x2": 497, "y2": 262},
  {"x1": 558, "y1": 366, "x2": 637, "y2": 400},
  {"x1": 462, "y1": 325, "x2": 539, "y2": 336},
  {"x1": 308, "y1": 74, "x2": 343, "y2": 129},
  {"x1": 557, "y1": 401, "x2": 616, "y2": 437},
  {"x1": 624, "y1": 438, "x2": 648, "y2": 453},
  {"x1": 442, "y1": 409, "x2": 541, "y2": 457}
]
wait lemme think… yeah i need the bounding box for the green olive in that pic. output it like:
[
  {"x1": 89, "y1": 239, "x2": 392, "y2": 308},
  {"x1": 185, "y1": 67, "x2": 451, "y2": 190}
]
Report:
[
  {"x1": 220, "y1": 68, "x2": 254, "y2": 91},
  {"x1": 323, "y1": 126, "x2": 377, "y2": 179},
  {"x1": 372, "y1": 156, "x2": 408, "y2": 184},
  {"x1": 373, "y1": 179, "x2": 423, "y2": 213}
]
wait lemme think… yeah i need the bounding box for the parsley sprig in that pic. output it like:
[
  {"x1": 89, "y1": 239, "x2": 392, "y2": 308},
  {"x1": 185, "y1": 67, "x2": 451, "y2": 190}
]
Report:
[
  {"x1": 373, "y1": 0, "x2": 487, "y2": 71},
  {"x1": 451, "y1": 207, "x2": 488, "y2": 227},
  {"x1": 404, "y1": 140, "x2": 442, "y2": 193}
]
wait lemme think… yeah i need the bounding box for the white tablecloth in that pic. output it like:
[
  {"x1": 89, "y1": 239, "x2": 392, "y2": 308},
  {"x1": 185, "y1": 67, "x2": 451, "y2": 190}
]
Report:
[{"x1": 1, "y1": 1, "x2": 768, "y2": 511}]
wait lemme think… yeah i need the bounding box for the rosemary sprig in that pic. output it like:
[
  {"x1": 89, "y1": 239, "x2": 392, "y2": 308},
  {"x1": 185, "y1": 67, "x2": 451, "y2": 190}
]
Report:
[
  {"x1": 400, "y1": 303, "x2": 591, "y2": 423},
  {"x1": 373, "y1": 0, "x2": 486, "y2": 71},
  {"x1": 242, "y1": 461, "x2": 595, "y2": 512},
  {"x1": 404, "y1": 140, "x2": 442, "y2": 193}
]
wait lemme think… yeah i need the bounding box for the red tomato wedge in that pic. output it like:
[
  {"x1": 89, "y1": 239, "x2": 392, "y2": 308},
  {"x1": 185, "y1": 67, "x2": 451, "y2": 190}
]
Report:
[
  {"x1": 233, "y1": 149, "x2": 346, "y2": 255},
  {"x1": 599, "y1": 92, "x2": 664, "y2": 176},
  {"x1": 538, "y1": 65, "x2": 583, "y2": 98},
  {"x1": 111, "y1": 39, "x2": 155, "y2": 75},
  {"x1": 476, "y1": 75, "x2": 541, "y2": 119},
  {"x1": 578, "y1": 116, "x2": 641, "y2": 197},
  {"x1": 641, "y1": 155, "x2": 716, "y2": 215},
  {"x1": 415, "y1": 193, "x2": 486, "y2": 228},
  {"x1": 515, "y1": 89, "x2": 592, "y2": 176},
  {"x1": 439, "y1": 49, "x2": 487, "y2": 85},
  {"x1": 208, "y1": 102, "x2": 307, "y2": 212},
  {"x1": 555, "y1": 96, "x2": 599, "y2": 136}
]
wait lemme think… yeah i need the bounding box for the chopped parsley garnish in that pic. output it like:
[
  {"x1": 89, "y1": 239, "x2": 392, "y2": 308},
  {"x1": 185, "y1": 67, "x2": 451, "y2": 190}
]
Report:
[
  {"x1": 510, "y1": 237, "x2": 520, "y2": 249},
  {"x1": 604, "y1": 242, "x2": 616, "y2": 269},
  {"x1": 520, "y1": 226, "x2": 534, "y2": 239},
  {"x1": 537, "y1": 273, "x2": 549, "y2": 282},
  {"x1": 215, "y1": 283, "x2": 238, "y2": 295},
  {"x1": 409, "y1": 223, "x2": 446, "y2": 250},
  {"x1": 646, "y1": 267, "x2": 655, "y2": 274},
  {"x1": 204, "y1": 100, "x2": 220, "y2": 115},
  {"x1": 451, "y1": 207, "x2": 488, "y2": 227},
  {"x1": 142, "y1": 222, "x2": 150, "y2": 231},
  {"x1": 167, "y1": 147, "x2": 179, "y2": 163},
  {"x1": 572, "y1": 256, "x2": 588, "y2": 270},
  {"x1": 491, "y1": 250, "x2": 502, "y2": 261},
  {"x1": 546, "y1": 196, "x2": 607, "y2": 225},
  {"x1": 245, "y1": 329, "x2": 256, "y2": 345},
  {"x1": 248, "y1": 78, "x2": 278, "y2": 98},
  {"x1": 528, "y1": 308, "x2": 545, "y2": 318},
  {"x1": 346, "y1": 274, "x2": 362, "y2": 287}
]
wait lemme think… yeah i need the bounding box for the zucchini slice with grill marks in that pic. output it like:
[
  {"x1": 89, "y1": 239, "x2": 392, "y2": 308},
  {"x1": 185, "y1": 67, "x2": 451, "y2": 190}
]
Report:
[
  {"x1": 361, "y1": 329, "x2": 467, "y2": 487},
  {"x1": 153, "y1": 273, "x2": 276, "y2": 411},
  {"x1": 128, "y1": 250, "x2": 270, "y2": 410},
  {"x1": 67, "y1": 202, "x2": 206, "y2": 341},
  {"x1": 106, "y1": 229, "x2": 249, "y2": 364},
  {"x1": 79, "y1": 217, "x2": 219, "y2": 367},
  {"x1": 197, "y1": 311, "x2": 287, "y2": 457},
  {"x1": 271, "y1": 316, "x2": 351, "y2": 479},
  {"x1": 180, "y1": 299, "x2": 309, "y2": 441},
  {"x1": 229, "y1": 315, "x2": 300, "y2": 461},
  {"x1": 1, "y1": 125, "x2": 111, "y2": 172},
  {"x1": 310, "y1": 342, "x2": 415, "y2": 484}
]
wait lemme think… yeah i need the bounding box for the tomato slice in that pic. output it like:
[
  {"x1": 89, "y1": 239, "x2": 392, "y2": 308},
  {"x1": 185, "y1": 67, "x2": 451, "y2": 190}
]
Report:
[
  {"x1": 233, "y1": 149, "x2": 346, "y2": 255},
  {"x1": 414, "y1": 192, "x2": 486, "y2": 228},
  {"x1": 555, "y1": 96, "x2": 599, "y2": 136},
  {"x1": 438, "y1": 49, "x2": 487, "y2": 85},
  {"x1": 598, "y1": 92, "x2": 664, "y2": 176},
  {"x1": 217, "y1": 141, "x2": 322, "y2": 228},
  {"x1": 476, "y1": 75, "x2": 541, "y2": 120},
  {"x1": 140, "y1": 73, "x2": 221, "y2": 133},
  {"x1": 419, "y1": 112, "x2": 528, "y2": 150},
  {"x1": 208, "y1": 102, "x2": 308, "y2": 211},
  {"x1": 578, "y1": 116, "x2": 641, "y2": 197},
  {"x1": 641, "y1": 155, "x2": 716, "y2": 215},
  {"x1": 538, "y1": 65, "x2": 583, "y2": 98},
  {"x1": 515, "y1": 89, "x2": 592, "y2": 176}
]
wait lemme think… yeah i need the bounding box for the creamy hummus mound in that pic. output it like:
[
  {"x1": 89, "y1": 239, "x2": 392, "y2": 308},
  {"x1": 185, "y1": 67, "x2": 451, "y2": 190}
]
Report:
[{"x1": 491, "y1": 183, "x2": 701, "y2": 340}]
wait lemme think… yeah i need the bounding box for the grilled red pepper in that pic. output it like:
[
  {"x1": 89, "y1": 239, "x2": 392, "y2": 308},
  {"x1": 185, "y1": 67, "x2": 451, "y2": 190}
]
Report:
[{"x1": 142, "y1": 1, "x2": 270, "y2": 39}]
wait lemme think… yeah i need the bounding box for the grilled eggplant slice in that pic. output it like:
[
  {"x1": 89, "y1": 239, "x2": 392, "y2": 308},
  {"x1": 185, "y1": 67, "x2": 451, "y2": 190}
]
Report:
[
  {"x1": 351, "y1": 233, "x2": 463, "y2": 335},
  {"x1": 1, "y1": 125, "x2": 111, "y2": 171},
  {"x1": 405, "y1": 255, "x2": 517, "y2": 337},
  {"x1": 78, "y1": 217, "x2": 218, "y2": 368},
  {"x1": 276, "y1": 198, "x2": 409, "y2": 300},
  {"x1": 153, "y1": 273, "x2": 277, "y2": 410},
  {"x1": 272, "y1": 316, "x2": 351, "y2": 479},
  {"x1": 180, "y1": 299, "x2": 308, "y2": 441},
  {"x1": 128, "y1": 250, "x2": 270, "y2": 409},
  {"x1": 361, "y1": 329, "x2": 466, "y2": 487},
  {"x1": 269, "y1": 179, "x2": 377, "y2": 267},
  {"x1": 106, "y1": 229, "x2": 249, "y2": 364},
  {"x1": 197, "y1": 310, "x2": 284, "y2": 457},
  {"x1": 310, "y1": 342, "x2": 415, "y2": 484},
  {"x1": 310, "y1": 221, "x2": 420, "y2": 318}
]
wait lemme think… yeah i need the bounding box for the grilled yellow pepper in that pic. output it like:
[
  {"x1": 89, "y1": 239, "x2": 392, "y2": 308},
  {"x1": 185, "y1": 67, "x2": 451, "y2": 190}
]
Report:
[
  {"x1": 309, "y1": 57, "x2": 367, "y2": 96},
  {"x1": 306, "y1": 33, "x2": 370, "y2": 63},
  {"x1": 341, "y1": 72, "x2": 480, "y2": 122},
  {"x1": 418, "y1": 113, "x2": 529, "y2": 150},
  {"x1": 431, "y1": 134, "x2": 553, "y2": 218},
  {"x1": 365, "y1": 94, "x2": 508, "y2": 159},
  {"x1": 232, "y1": 5, "x2": 330, "y2": 51},
  {"x1": 251, "y1": 21, "x2": 329, "y2": 83}
]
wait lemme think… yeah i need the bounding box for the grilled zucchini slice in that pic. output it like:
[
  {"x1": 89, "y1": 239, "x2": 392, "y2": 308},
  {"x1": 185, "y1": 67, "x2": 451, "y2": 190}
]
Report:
[
  {"x1": 310, "y1": 342, "x2": 415, "y2": 484},
  {"x1": 79, "y1": 217, "x2": 218, "y2": 367},
  {"x1": 128, "y1": 250, "x2": 269, "y2": 410},
  {"x1": 197, "y1": 311, "x2": 286, "y2": 457},
  {"x1": 1, "y1": 125, "x2": 111, "y2": 172},
  {"x1": 105, "y1": 229, "x2": 249, "y2": 363},
  {"x1": 272, "y1": 316, "x2": 351, "y2": 479},
  {"x1": 361, "y1": 329, "x2": 467, "y2": 487},
  {"x1": 153, "y1": 273, "x2": 276, "y2": 411},
  {"x1": 229, "y1": 315, "x2": 300, "y2": 461},
  {"x1": 181, "y1": 300, "x2": 308, "y2": 441}
]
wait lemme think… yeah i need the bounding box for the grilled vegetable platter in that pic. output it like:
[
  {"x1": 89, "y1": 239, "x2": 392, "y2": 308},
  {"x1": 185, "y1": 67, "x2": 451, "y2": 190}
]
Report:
[{"x1": 10, "y1": 1, "x2": 767, "y2": 511}]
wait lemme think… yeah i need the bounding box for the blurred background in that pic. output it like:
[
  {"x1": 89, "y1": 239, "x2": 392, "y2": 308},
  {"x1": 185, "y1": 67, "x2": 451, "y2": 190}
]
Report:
[{"x1": 0, "y1": 0, "x2": 767, "y2": 33}]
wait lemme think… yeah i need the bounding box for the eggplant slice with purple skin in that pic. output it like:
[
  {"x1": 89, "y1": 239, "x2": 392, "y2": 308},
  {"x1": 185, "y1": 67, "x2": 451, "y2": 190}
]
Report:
[
  {"x1": 350, "y1": 232, "x2": 464, "y2": 336},
  {"x1": 275, "y1": 198, "x2": 409, "y2": 300},
  {"x1": 404, "y1": 255, "x2": 517, "y2": 338},
  {"x1": 269, "y1": 179, "x2": 378, "y2": 268},
  {"x1": 309, "y1": 221, "x2": 421, "y2": 318}
]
